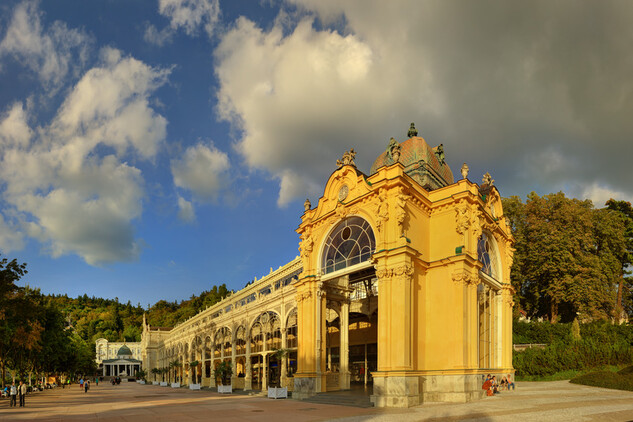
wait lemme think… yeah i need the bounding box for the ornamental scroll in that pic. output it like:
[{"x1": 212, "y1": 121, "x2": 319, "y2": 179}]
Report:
[{"x1": 451, "y1": 270, "x2": 478, "y2": 286}]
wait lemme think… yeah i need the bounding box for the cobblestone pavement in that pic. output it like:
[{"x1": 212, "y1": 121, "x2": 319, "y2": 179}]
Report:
[{"x1": 1, "y1": 380, "x2": 632, "y2": 421}]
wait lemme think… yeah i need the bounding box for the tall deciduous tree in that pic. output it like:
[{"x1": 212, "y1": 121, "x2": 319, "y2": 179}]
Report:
[
  {"x1": 0, "y1": 256, "x2": 28, "y2": 386},
  {"x1": 605, "y1": 199, "x2": 633, "y2": 321},
  {"x1": 503, "y1": 193, "x2": 629, "y2": 322}
]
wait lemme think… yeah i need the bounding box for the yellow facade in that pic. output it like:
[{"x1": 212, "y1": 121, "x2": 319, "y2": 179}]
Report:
[{"x1": 141, "y1": 126, "x2": 514, "y2": 408}]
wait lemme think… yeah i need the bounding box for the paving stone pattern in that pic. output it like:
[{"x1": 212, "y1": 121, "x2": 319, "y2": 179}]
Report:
[{"x1": 1, "y1": 380, "x2": 632, "y2": 421}]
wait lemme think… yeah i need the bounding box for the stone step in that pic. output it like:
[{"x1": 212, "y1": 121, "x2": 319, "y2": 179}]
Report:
[{"x1": 302, "y1": 393, "x2": 374, "y2": 408}]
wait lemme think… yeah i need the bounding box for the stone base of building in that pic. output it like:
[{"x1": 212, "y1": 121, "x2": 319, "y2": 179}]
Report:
[
  {"x1": 420, "y1": 373, "x2": 485, "y2": 403},
  {"x1": 292, "y1": 376, "x2": 318, "y2": 400},
  {"x1": 370, "y1": 373, "x2": 485, "y2": 408},
  {"x1": 370, "y1": 375, "x2": 421, "y2": 408}
]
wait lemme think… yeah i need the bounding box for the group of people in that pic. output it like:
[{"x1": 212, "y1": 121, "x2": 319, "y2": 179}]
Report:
[
  {"x1": 7, "y1": 381, "x2": 28, "y2": 407},
  {"x1": 482, "y1": 374, "x2": 515, "y2": 396},
  {"x1": 79, "y1": 378, "x2": 98, "y2": 393}
]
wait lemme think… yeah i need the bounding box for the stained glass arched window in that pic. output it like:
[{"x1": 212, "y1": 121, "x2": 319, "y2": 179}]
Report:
[
  {"x1": 477, "y1": 231, "x2": 499, "y2": 281},
  {"x1": 322, "y1": 216, "x2": 375, "y2": 274}
]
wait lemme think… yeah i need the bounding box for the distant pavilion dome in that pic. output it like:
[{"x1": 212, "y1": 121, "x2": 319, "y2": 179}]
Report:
[
  {"x1": 370, "y1": 123, "x2": 454, "y2": 190},
  {"x1": 117, "y1": 345, "x2": 133, "y2": 358}
]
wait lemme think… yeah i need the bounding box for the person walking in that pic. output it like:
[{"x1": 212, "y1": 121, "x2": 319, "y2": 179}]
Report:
[
  {"x1": 79, "y1": 378, "x2": 83, "y2": 390},
  {"x1": 9, "y1": 382, "x2": 17, "y2": 407},
  {"x1": 95, "y1": 377, "x2": 98, "y2": 387},
  {"x1": 18, "y1": 380, "x2": 27, "y2": 407},
  {"x1": 84, "y1": 380, "x2": 89, "y2": 393}
]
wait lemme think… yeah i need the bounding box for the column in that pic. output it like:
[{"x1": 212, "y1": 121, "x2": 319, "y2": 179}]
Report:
[
  {"x1": 371, "y1": 253, "x2": 420, "y2": 408},
  {"x1": 339, "y1": 300, "x2": 350, "y2": 390},
  {"x1": 244, "y1": 340, "x2": 252, "y2": 391},
  {"x1": 281, "y1": 328, "x2": 288, "y2": 388},
  {"x1": 103, "y1": 366, "x2": 106, "y2": 377},
  {"x1": 292, "y1": 280, "x2": 326, "y2": 399},
  {"x1": 201, "y1": 358, "x2": 207, "y2": 387},
  {"x1": 262, "y1": 353, "x2": 268, "y2": 390},
  {"x1": 364, "y1": 344, "x2": 368, "y2": 386},
  {"x1": 231, "y1": 338, "x2": 237, "y2": 387}
]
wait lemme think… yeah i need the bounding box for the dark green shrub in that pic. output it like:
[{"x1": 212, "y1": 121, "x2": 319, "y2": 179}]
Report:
[
  {"x1": 618, "y1": 365, "x2": 633, "y2": 375},
  {"x1": 570, "y1": 371, "x2": 633, "y2": 391}
]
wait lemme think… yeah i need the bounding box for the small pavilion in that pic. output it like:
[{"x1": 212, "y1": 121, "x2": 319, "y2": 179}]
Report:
[{"x1": 101, "y1": 345, "x2": 142, "y2": 378}]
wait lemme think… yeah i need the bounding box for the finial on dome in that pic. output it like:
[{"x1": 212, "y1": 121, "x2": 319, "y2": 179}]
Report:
[{"x1": 407, "y1": 122, "x2": 418, "y2": 138}]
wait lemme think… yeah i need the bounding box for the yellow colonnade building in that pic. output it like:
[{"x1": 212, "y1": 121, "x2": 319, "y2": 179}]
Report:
[{"x1": 141, "y1": 124, "x2": 514, "y2": 407}]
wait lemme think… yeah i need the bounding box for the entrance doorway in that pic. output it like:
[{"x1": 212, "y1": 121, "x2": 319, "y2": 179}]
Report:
[{"x1": 325, "y1": 268, "x2": 378, "y2": 392}]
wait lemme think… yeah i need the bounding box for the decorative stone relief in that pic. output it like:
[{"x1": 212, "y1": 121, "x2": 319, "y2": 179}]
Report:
[
  {"x1": 336, "y1": 149, "x2": 356, "y2": 168},
  {"x1": 472, "y1": 210, "x2": 483, "y2": 241},
  {"x1": 296, "y1": 291, "x2": 312, "y2": 303},
  {"x1": 299, "y1": 232, "x2": 314, "y2": 258},
  {"x1": 375, "y1": 268, "x2": 392, "y2": 279},
  {"x1": 375, "y1": 189, "x2": 389, "y2": 232},
  {"x1": 396, "y1": 186, "x2": 411, "y2": 235},
  {"x1": 455, "y1": 200, "x2": 470, "y2": 235},
  {"x1": 335, "y1": 203, "x2": 349, "y2": 220},
  {"x1": 451, "y1": 270, "x2": 478, "y2": 286}
]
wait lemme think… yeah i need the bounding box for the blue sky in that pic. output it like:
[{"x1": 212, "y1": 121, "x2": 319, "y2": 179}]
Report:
[{"x1": 1, "y1": 0, "x2": 631, "y2": 307}]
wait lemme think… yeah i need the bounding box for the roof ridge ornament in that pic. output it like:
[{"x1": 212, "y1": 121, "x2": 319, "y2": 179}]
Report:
[
  {"x1": 336, "y1": 149, "x2": 357, "y2": 168},
  {"x1": 407, "y1": 122, "x2": 418, "y2": 138},
  {"x1": 461, "y1": 163, "x2": 469, "y2": 179}
]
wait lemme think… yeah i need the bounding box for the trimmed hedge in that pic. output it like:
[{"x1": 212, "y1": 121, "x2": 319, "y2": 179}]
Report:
[
  {"x1": 570, "y1": 369, "x2": 633, "y2": 391},
  {"x1": 513, "y1": 321, "x2": 633, "y2": 377}
]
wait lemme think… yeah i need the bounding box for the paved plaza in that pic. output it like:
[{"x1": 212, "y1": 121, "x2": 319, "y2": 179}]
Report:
[{"x1": 1, "y1": 380, "x2": 633, "y2": 421}]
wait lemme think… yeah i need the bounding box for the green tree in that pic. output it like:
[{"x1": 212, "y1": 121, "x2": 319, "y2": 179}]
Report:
[
  {"x1": 503, "y1": 193, "x2": 628, "y2": 322},
  {"x1": 605, "y1": 199, "x2": 633, "y2": 320}
]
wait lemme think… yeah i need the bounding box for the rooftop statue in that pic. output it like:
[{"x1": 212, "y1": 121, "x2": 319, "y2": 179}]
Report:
[
  {"x1": 482, "y1": 172, "x2": 495, "y2": 186},
  {"x1": 336, "y1": 149, "x2": 357, "y2": 168},
  {"x1": 435, "y1": 143, "x2": 445, "y2": 165},
  {"x1": 388, "y1": 137, "x2": 401, "y2": 162}
]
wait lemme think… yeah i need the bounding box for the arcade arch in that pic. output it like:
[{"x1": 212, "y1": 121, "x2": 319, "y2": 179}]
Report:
[{"x1": 320, "y1": 216, "x2": 378, "y2": 391}]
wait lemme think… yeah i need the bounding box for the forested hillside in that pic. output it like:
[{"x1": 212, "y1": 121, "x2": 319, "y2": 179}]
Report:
[{"x1": 46, "y1": 284, "x2": 232, "y2": 344}]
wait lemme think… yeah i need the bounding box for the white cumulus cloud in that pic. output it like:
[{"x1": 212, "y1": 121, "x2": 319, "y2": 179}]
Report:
[
  {"x1": 0, "y1": 0, "x2": 91, "y2": 91},
  {"x1": 171, "y1": 141, "x2": 230, "y2": 201},
  {"x1": 215, "y1": 1, "x2": 633, "y2": 206},
  {"x1": 0, "y1": 45, "x2": 171, "y2": 265},
  {"x1": 158, "y1": 0, "x2": 220, "y2": 38},
  {"x1": 177, "y1": 196, "x2": 195, "y2": 222}
]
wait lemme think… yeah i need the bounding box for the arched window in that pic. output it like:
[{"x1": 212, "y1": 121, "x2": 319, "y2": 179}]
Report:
[
  {"x1": 322, "y1": 216, "x2": 375, "y2": 274},
  {"x1": 477, "y1": 231, "x2": 499, "y2": 280},
  {"x1": 286, "y1": 310, "x2": 298, "y2": 349},
  {"x1": 250, "y1": 311, "x2": 280, "y2": 353},
  {"x1": 235, "y1": 326, "x2": 246, "y2": 355}
]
